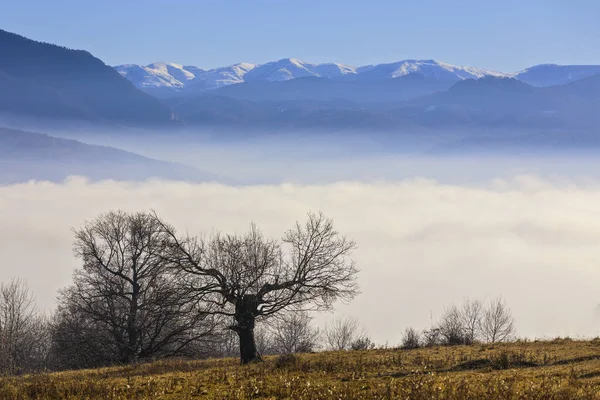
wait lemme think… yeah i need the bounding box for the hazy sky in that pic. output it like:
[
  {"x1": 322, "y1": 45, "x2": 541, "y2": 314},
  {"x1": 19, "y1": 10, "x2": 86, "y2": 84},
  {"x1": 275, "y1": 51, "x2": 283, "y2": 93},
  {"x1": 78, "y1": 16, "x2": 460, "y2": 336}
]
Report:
[
  {"x1": 2, "y1": 0, "x2": 599, "y2": 71},
  {"x1": 2, "y1": 177, "x2": 600, "y2": 344}
]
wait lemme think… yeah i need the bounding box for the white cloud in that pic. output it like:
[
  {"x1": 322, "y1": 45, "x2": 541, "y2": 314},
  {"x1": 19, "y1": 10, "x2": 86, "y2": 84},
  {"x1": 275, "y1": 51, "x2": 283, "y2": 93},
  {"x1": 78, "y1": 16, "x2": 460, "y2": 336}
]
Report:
[{"x1": 1, "y1": 176, "x2": 600, "y2": 344}]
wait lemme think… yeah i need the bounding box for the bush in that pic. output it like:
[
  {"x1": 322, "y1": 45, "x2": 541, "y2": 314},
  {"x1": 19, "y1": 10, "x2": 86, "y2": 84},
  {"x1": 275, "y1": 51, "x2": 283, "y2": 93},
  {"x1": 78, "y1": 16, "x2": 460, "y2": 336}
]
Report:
[
  {"x1": 438, "y1": 305, "x2": 470, "y2": 346},
  {"x1": 273, "y1": 353, "x2": 298, "y2": 369},
  {"x1": 350, "y1": 336, "x2": 375, "y2": 351},
  {"x1": 492, "y1": 351, "x2": 510, "y2": 370},
  {"x1": 401, "y1": 327, "x2": 421, "y2": 349},
  {"x1": 422, "y1": 327, "x2": 441, "y2": 347}
]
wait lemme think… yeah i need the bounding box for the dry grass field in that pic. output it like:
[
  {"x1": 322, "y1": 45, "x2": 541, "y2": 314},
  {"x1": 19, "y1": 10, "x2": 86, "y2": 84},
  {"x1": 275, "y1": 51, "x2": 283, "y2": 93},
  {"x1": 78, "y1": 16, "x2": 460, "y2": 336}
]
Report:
[{"x1": 2, "y1": 339, "x2": 600, "y2": 399}]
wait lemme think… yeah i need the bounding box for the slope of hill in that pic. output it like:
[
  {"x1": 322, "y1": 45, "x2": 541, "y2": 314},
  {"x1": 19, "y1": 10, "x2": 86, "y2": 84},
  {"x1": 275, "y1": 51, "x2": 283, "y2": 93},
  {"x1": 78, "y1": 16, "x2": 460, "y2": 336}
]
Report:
[
  {"x1": 1, "y1": 340, "x2": 599, "y2": 399},
  {"x1": 402, "y1": 76, "x2": 600, "y2": 129},
  {"x1": 210, "y1": 74, "x2": 453, "y2": 103},
  {"x1": 0, "y1": 30, "x2": 173, "y2": 124},
  {"x1": 0, "y1": 127, "x2": 215, "y2": 183},
  {"x1": 165, "y1": 95, "x2": 409, "y2": 130},
  {"x1": 515, "y1": 64, "x2": 600, "y2": 87},
  {"x1": 410, "y1": 77, "x2": 543, "y2": 119}
]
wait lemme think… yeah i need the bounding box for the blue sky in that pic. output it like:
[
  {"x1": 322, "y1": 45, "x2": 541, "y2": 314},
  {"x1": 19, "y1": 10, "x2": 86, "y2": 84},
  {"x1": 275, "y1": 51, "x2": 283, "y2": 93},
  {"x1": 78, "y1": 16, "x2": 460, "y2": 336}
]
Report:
[{"x1": 2, "y1": 0, "x2": 598, "y2": 71}]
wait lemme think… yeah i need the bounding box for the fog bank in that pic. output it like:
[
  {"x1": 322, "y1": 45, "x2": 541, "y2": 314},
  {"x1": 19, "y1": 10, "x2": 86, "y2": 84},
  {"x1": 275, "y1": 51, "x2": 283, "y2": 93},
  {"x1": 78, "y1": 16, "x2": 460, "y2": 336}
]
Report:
[{"x1": 1, "y1": 176, "x2": 599, "y2": 344}]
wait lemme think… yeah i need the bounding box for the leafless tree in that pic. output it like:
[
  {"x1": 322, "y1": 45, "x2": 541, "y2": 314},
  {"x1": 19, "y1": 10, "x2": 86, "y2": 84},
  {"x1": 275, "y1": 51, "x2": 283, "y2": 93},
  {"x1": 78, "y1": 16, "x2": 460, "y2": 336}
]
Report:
[
  {"x1": 54, "y1": 210, "x2": 218, "y2": 368},
  {"x1": 254, "y1": 324, "x2": 278, "y2": 356},
  {"x1": 481, "y1": 297, "x2": 515, "y2": 343},
  {"x1": 0, "y1": 279, "x2": 49, "y2": 374},
  {"x1": 461, "y1": 298, "x2": 483, "y2": 344},
  {"x1": 157, "y1": 211, "x2": 358, "y2": 364},
  {"x1": 270, "y1": 312, "x2": 320, "y2": 354},
  {"x1": 424, "y1": 299, "x2": 484, "y2": 347},
  {"x1": 437, "y1": 305, "x2": 468, "y2": 345},
  {"x1": 324, "y1": 316, "x2": 361, "y2": 351}
]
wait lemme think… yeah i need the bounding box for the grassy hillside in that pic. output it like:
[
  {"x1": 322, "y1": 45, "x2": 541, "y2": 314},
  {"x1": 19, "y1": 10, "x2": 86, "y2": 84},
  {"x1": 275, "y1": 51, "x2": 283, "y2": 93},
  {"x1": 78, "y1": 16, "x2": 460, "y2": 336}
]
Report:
[{"x1": 2, "y1": 339, "x2": 600, "y2": 399}]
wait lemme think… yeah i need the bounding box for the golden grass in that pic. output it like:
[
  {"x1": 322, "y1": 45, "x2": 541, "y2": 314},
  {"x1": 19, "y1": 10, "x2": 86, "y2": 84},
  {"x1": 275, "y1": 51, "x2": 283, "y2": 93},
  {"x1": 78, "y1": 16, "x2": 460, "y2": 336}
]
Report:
[{"x1": 3, "y1": 339, "x2": 600, "y2": 399}]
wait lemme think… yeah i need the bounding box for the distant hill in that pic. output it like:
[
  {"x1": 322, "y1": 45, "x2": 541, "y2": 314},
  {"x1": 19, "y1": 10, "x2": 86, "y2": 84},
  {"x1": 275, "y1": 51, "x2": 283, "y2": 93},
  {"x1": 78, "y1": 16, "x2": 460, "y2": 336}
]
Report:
[
  {"x1": 164, "y1": 75, "x2": 600, "y2": 132},
  {"x1": 0, "y1": 127, "x2": 216, "y2": 183},
  {"x1": 514, "y1": 64, "x2": 600, "y2": 87},
  {"x1": 209, "y1": 74, "x2": 452, "y2": 104},
  {"x1": 0, "y1": 30, "x2": 173, "y2": 125},
  {"x1": 405, "y1": 76, "x2": 600, "y2": 128},
  {"x1": 165, "y1": 95, "x2": 407, "y2": 130}
]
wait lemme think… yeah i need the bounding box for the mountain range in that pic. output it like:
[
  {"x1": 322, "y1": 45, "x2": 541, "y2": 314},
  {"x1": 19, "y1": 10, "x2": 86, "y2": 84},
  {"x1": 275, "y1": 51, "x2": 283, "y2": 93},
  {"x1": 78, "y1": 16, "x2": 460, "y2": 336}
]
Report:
[
  {"x1": 115, "y1": 59, "x2": 600, "y2": 98},
  {"x1": 164, "y1": 74, "x2": 600, "y2": 132},
  {"x1": 2, "y1": 27, "x2": 600, "y2": 185},
  {"x1": 1, "y1": 28, "x2": 600, "y2": 138}
]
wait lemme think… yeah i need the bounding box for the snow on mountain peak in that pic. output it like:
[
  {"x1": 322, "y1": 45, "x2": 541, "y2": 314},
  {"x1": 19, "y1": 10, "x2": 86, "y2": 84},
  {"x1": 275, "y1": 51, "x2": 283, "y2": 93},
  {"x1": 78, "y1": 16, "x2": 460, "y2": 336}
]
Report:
[
  {"x1": 114, "y1": 58, "x2": 510, "y2": 94},
  {"x1": 356, "y1": 60, "x2": 510, "y2": 81},
  {"x1": 114, "y1": 62, "x2": 203, "y2": 90}
]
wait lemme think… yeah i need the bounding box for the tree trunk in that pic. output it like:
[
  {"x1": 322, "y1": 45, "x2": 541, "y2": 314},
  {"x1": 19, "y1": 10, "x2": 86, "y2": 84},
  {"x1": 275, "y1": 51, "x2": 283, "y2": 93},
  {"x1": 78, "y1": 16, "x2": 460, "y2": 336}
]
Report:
[
  {"x1": 233, "y1": 295, "x2": 262, "y2": 365},
  {"x1": 124, "y1": 282, "x2": 140, "y2": 363}
]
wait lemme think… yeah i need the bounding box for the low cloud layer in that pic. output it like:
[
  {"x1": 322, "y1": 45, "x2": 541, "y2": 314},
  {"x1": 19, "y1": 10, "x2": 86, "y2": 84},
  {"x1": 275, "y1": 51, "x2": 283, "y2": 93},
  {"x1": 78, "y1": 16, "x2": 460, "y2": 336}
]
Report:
[{"x1": 1, "y1": 176, "x2": 599, "y2": 344}]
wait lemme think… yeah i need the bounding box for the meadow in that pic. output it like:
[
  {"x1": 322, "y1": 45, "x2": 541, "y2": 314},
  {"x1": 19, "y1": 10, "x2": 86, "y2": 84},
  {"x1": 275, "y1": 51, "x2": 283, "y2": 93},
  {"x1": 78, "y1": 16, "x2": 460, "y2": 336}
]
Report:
[{"x1": 2, "y1": 339, "x2": 600, "y2": 399}]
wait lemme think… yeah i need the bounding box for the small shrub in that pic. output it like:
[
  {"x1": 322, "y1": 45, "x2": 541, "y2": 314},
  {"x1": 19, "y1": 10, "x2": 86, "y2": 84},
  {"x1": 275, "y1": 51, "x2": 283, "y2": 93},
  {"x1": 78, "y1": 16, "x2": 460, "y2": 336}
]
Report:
[
  {"x1": 492, "y1": 351, "x2": 510, "y2": 370},
  {"x1": 401, "y1": 327, "x2": 421, "y2": 349},
  {"x1": 273, "y1": 353, "x2": 298, "y2": 369},
  {"x1": 422, "y1": 328, "x2": 441, "y2": 347},
  {"x1": 351, "y1": 336, "x2": 375, "y2": 351}
]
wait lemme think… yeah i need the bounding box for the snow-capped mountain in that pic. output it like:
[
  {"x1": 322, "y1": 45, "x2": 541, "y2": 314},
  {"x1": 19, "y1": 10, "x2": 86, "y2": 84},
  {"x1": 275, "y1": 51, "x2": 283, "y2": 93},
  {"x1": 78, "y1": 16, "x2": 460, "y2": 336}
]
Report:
[
  {"x1": 115, "y1": 59, "x2": 600, "y2": 98},
  {"x1": 243, "y1": 58, "x2": 357, "y2": 82},
  {"x1": 114, "y1": 62, "x2": 199, "y2": 90},
  {"x1": 355, "y1": 60, "x2": 510, "y2": 81},
  {"x1": 513, "y1": 64, "x2": 600, "y2": 87},
  {"x1": 114, "y1": 58, "x2": 509, "y2": 97},
  {"x1": 187, "y1": 62, "x2": 256, "y2": 91}
]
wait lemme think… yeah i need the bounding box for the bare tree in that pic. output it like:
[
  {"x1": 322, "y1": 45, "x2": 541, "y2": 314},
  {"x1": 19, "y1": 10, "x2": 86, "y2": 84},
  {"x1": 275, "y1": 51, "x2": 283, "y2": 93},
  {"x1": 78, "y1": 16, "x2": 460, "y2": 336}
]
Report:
[
  {"x1": 324, "y1": 316, "x2": 360, "y2": 351},
  {"x1": 270, "y1": 312, "x2": 320, "y2": 354},
  {"x1": 481, "y1": 297, "x2": 515, "y2": 343},
  {"x1": 54, "y1": 210, "x2": 217, "y2": 368},
  {"x1": 423, "y1": 299, "x2": 484, "y2": 347},
  {"x1": 0, "y1": 279, "x2": 49, "y2": 374},
  {"x1": 461, "y1": 298, "x2": 483, "y2": 344},
  {"x1": 437, "y1": 305, "x2": 468, "y2": 346},
  {"x1": 158, "y1": 212, "x2": 358, "y2": 364},
  {"x1": 212, "y1": 330, "x2": 239, "y2": 358},
  {"x1": 254, "y1": 324, "x2": 278, "y2": 356}
]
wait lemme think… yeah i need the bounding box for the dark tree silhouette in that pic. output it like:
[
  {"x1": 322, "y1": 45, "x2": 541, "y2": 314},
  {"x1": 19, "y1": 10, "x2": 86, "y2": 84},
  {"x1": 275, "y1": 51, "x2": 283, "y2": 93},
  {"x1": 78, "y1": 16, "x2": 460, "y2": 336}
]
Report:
[
  {"x1": 57, "y1": 210, "x2": 217, "y2": 367},
  {"x1": 157, "y1": 212, "x2": 358, "y2": 364}
]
